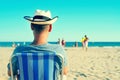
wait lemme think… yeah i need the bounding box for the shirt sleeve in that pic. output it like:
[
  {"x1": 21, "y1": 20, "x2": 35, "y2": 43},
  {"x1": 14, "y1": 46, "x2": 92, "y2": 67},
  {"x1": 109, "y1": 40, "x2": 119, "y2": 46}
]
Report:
[
  {"x1": 56, "y1": 45, "x2": 68, "y2": 67},
  {"x1": 62, "y1": 49, "x2": 68, "y2": 67},
  {"x1": 7, "y1": 47, "x2": 19, "y2": 75}
]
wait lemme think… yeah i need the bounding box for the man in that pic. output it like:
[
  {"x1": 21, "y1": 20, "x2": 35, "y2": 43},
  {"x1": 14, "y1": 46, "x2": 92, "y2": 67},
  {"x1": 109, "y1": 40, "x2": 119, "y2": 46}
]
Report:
[
  {"x1": 7, "y1": 9, "x2": 68, "y2": 79},
  {"x1": 81, "y1": 35, "x2": 89, "y2": 51},
  {"x1": 84, "y1": 35, "x2": 89, "y2": 51},
  {"x1": 61, "y1": 39, "x2": 65, "y2": 47}
]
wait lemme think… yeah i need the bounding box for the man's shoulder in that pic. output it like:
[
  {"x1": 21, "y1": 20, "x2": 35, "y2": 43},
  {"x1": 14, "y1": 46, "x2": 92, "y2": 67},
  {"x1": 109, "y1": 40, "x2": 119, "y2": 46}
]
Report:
[
  {"x1": 13, "y1": 45, "x2": 29, "y2": 53},
  {"x1": 44, "y1": 43, "x2": 65, "y2": 53},
  {"x1": 47, "y1": 43, "x2": 62, "y2": 48}
]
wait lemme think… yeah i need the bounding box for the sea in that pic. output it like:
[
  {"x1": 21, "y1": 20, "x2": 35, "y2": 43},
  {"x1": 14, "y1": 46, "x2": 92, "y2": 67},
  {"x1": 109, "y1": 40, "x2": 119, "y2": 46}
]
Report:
[{"x1": 0, "y1": 42, "x2": 120, "y2": 47}]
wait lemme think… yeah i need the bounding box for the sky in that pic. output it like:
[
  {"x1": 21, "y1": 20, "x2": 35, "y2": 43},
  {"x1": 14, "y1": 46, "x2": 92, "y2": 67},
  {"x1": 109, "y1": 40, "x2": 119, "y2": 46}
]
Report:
[{"x1": 0, "y1": 0, "x2": 120, "y2": 42}]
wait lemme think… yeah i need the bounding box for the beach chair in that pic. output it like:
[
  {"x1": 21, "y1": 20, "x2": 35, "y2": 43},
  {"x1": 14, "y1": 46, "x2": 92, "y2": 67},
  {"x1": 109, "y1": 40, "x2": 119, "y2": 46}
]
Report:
[{"x1": 10, "y1": 51, "x2": 64, "y2": 80}]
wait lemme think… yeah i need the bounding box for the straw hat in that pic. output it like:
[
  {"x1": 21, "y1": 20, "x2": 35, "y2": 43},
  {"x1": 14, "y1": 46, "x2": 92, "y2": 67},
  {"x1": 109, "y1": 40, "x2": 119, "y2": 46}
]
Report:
[{"x1": 24, "y1": 9, "x2": 58, "y2": 25}]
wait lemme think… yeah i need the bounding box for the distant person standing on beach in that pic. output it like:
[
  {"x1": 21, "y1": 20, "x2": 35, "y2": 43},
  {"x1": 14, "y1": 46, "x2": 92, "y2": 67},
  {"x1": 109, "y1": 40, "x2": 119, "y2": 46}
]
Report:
[
  {"x1": 84, "y1": 35, "x2": 89, "y2": 51},
  {"x1": 58, "y1": 38, "x2": 61, "y2": 45},
  {"x1": 62, "y1": 38, "x2": 66, "y2": 47},
  {"x1": 75, "y1": 41, "x2": 78, "y2": 47},
  {"x1": 81, "y1": 37, "x2": 85, "y2": 49}
]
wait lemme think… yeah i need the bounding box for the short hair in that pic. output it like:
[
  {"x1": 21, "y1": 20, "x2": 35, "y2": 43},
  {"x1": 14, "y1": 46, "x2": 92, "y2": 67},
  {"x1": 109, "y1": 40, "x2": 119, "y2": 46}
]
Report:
[{"x1": 31, "y1": 23, "x2": 48, "y2": 33}]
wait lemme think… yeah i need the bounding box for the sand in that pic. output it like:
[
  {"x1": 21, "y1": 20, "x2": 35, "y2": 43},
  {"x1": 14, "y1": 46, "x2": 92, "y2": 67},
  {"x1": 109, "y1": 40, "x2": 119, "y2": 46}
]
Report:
[{"x1": 0, "y1": 47, "x2": 120, "y2": 80}]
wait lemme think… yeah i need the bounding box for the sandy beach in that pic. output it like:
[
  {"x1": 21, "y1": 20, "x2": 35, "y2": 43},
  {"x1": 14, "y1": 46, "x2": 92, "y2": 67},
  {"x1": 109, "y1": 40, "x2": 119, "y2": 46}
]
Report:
[{"x1": 0, "y1": 47, "x2": 120, "y2": 80}]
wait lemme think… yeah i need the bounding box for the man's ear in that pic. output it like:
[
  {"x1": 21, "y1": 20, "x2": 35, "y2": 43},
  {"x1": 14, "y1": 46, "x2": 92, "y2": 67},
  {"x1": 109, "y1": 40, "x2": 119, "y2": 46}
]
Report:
[
  {"x1": 31, "y1": 24, "x2": 34, "y2": 30},
  {"x1": 49, "y1": 24, "x2": 52, "y2": 32}
]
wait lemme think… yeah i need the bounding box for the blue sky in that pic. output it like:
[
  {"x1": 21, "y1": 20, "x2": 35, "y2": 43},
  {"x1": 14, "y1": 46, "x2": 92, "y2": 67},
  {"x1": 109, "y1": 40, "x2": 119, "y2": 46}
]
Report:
[{"x1": 0, "y1": 0, "x2": 120, "y2": 42}]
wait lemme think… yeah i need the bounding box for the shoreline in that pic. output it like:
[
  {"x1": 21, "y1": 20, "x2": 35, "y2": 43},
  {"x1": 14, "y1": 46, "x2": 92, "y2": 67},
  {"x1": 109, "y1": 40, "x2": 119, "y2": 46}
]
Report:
[
  {"x1": 0, "y1": 41, "x2": 120, "y2": 48},
  {"x1": 1, "y1": 46, "x2": 120, "y2": 48}
]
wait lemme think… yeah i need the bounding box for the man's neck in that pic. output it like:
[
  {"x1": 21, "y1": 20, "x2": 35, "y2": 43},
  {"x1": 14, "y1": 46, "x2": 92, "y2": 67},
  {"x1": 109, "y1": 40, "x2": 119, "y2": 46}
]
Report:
[
  {"x1": 31, "y1": 31, "x2": 49, "y2": 45},
  {"x1": 31, "y1": 40, "x2": 47, "y2": 45}
]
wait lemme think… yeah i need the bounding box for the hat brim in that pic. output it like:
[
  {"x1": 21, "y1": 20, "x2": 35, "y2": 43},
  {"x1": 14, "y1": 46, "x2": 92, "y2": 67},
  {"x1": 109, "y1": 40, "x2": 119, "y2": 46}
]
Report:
[{"x1": 24, "y1": 16, "x2": 58, "y2": 25}]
